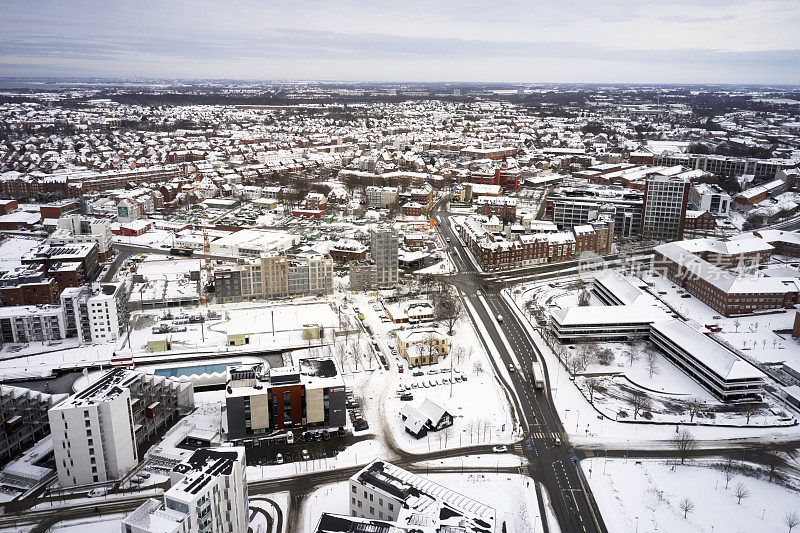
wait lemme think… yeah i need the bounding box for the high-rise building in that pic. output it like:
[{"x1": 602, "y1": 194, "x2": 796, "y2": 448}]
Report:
[
  {"x1": 0, "y1": 384, "x2": 62, "y2": 466},
  {"x1": 50, "y1": 215, "x2": 114, "y2": 261},
  {"x1": 369, "y1": 228, "x2": 399, "y2": 288},
  {"x1": 122, "y1": 447, "x2": 248, "y2": 533},
  {"x1": 49, "y1": 369, "x2": 193, "y2": 487},
  {"x1": 60, "y1": 281, "x2": 128, "y2": 344},
  {"x1": 641, "y1": 176, "x2": 690, "y2": 241}
]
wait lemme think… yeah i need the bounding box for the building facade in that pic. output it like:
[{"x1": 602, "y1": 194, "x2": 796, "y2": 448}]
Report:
[
  {"x1": 641, "y1": 176, "x2": 690, "y2": 241},
  {"x1": 370, "y1": 228, "x2": 399, "y2": 288}
]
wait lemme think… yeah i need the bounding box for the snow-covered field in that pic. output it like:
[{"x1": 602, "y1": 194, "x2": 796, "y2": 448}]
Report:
[
  {"x1": 297, "y1": 473, "x2": 549, "y2": 533},
  {"x1": 584, "y1": 458, "x2": 800, "y2": 533}
]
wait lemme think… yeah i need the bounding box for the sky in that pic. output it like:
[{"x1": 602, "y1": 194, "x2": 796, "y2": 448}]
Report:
[{"x1": 1, "y1": 0, "x2": 800, "y2": 84}]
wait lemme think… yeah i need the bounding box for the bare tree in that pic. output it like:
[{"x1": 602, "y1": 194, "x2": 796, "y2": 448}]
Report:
[
  {"x1": 568, "y1": 355, "x2": 586, "y2": 377},
  {"x1": 628, "y1": 391, "x2": 651, "y2": 420},
  {"x1": 724, "y1": 467, "x2": 736, "y2": 490},
  {"x1": 579, "y1": 343, "x2": 595, "y2": 369},
  {"x1": 472, "y1": 359, "x2": 484, "y2": 376},
  {"x1": 414, "y1": 342, "x2": 428, "y2": 365},
  {"x1": 435, "y1": 291, "x2": 464, "y2": 336},
  {"x1": 577, "y1": 288, "x2": 591, "y2": 306},
  {"x1": 671, "y1": 428, "x2": 698, "y2": 465},
  {"x1": 644, "y1": 348, "x2": 660, "y2": 379},
  {"x1": 625, "y1": 349, "x2": 638, "y2": 367},
  {"x1": 679, "y1": 497, "x2": 695, "y2": 519},
  {"x1": 765, "y1": 452, "x2": 784, "y2": 482},
  {"x1": 734, "y1": 482, "x2": 750, "y2": 505},
  {"x1": 733, "y1": 318, "x2": 741, "y2": 332},
  {"x1": 424, "y1": 331, "x2": 439, "y2": 362},
  {"x1": 585, "y1": 377, "x2": 600, "y2": 404},
  {"x1": 349, "y1": 340, "x2": 360, "y2": 371},
  {"x1": 784, "y1": 512, "x2": 800, "y2": 533},
  {"x1": 685, "y1": 397, "x2": 703, "y2": 423},
  {"x1": 335, "y1": 343, "x2": 348, "y2": 372},
  {"x1": 740, "y1": 402, "x2": 761, "y2": 425}
]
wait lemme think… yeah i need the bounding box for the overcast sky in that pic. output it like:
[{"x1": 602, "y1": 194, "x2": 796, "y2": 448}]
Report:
[{"x1": 1, "y1": 0, "x2": 799, "y2": 83}]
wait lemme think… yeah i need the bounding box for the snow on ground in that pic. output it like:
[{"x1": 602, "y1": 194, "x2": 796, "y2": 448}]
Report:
[
  {"x1": 504, "y1": 284, "x2": 800, "y2": 448},
  {"x1": 348, "y1": 292, "x2": 516, "y2": 454},
  {"x1": 298, "y1": 473, "x2": 547, "y2": 533},
  {"x1": 584, "y1": 458, "x2": 800, "y2": 533},
  {"x1": 112, "y1": 228, "x2": 173, "y2": 247},
  {"x1": 40, "y1": 513, "x2": 127, "y2": 533},
  {"x1": 249, "y1": 492, "x2": 289, "y2": 533}
]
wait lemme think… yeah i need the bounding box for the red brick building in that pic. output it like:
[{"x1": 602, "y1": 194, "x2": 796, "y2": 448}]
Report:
[
  {"x1": 470, "y1": 162, "x2": 521, "y2": 191},
  {"x1": 683, "y1": 210, "x2": 716, "y2": 234},
  {"x1": 402, "y1": 202, "x2": 424, "y2": 217},
  {"x1": 0, "y1": 200, "x2": 18, "y2": 215},
  {"x1": 475, "y1": 196, "x2": 517, "y2": 221},
  {"x1": 329, "y1": 240, "x2": 368, "y2": 263}
]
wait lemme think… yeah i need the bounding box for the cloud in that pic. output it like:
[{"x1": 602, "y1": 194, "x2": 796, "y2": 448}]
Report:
[{"x1": 658, "y1": 14, "x2": 736, "y2": 23}]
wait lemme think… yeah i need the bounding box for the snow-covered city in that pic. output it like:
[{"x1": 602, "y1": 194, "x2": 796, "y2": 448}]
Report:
[{"x1": 1, "y1": 2, "x2": 800, "y2": 532}]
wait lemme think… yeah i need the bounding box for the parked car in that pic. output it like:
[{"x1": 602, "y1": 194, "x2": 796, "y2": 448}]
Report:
[
  {"x1": 353, "y1": 419, "x2": 369, "y2": 431},
  {"x1": 492, "y1": 446, "x2": 508, "y2": 453},
  {"x1": 301, "y1": 449, "x2": 311, "y2": 461},
  {"x1": 322, "y1": 430, "x2": 331, "y2": 441},
  {"x1": 413, "y1": 371, "x2": 424, "y2": 377},
  {"x1": 337, "y1": 426, "x2": 347, "y2": 438},
  {"x1": 400, "y1": 393, "x2": 414, "y2": 401},
  {"x1": 275, "y1": 453, "x2": 284, "y2": 465}
]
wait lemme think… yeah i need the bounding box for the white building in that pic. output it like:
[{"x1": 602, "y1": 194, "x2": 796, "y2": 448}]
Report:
[
  {"x1": 122, "y1": 447, "x2": 248, "y2": 533},
  {"x1": 365, "y1": 186, "x2": 399, "y2": 208},
  {"x1": 689, "y1": 183, "x2": 731, "y2": 217},
  {"x1": 49, "y1": 369, "x2": 193, "y2": 488},
  {"x1": 117, "y1": 198, "x2": 141, "y2": 222},
  {"x1": 210, "y1": 228, "x2": 300, "y2": 258},
  {"x1": 320, "y1": 459, "x2": 496, "y2": 531},
  {"x1": 50, "y1": 215, "x2": 114, "y2": 260},
  {"x1": 61, "y1": 281, "x2": 128, "y2": 344}
]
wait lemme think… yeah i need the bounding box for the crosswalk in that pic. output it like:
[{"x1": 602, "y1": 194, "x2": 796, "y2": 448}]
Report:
[{"x1": 529, "y1": 430, "x2": 560, "y2": 440}]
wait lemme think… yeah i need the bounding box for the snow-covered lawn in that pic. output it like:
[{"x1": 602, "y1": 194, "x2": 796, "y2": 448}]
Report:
[
  {"x1": 45, "y1": 513, "x2": 127, "y2": 533},
  {"x1": 297, "y1": 473, "x2": 548, "y2": 533},
  {"x1": 347, "y1": 292, "x2": 516, "y2": 454},
  {"x1": 584, "y1": 458, "x2": 800, "y2": 533}
]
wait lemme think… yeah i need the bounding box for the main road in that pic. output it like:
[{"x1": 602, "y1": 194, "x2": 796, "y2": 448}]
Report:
[{"x1": 432, "y1": 197, "x2": 607, "y2": 533}]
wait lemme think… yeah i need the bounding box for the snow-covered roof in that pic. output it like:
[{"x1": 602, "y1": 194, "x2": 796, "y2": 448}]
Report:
[
  {"x1": 551, "y1": 305, "x2": 670, "y2": 326},
  {"x1": 651, "y1": 319, "x2": 766, "y2": 381}
]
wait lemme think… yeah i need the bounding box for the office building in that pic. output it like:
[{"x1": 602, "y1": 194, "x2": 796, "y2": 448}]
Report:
[
  {"x1": 545, "y1": 185, "x2": 643, "y2": 238},
  {"x1": 50, "y1": 215, "x2": 114, "y2": 261},
  {"x1": 225, "y1": 358, "x2": 346, "y2": 442},
  {"x1": 370, "y1": 227, "x2": 399, "y2": 288},
  {"x1": 49, "y1": 369, "x2": 194, "y2": 487},
  {"x1": 689, "y1": 183, "x2": 731, "y2": 217},
  {"x1": 641, "y1": 176, "x2": 690, "y2": 241},
  {"x1": 121, "y1": 447, "x2": 248, "y2": 533}
]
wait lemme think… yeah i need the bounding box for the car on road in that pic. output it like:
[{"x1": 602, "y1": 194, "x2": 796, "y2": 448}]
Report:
[
  {"x1": 337, "y1": 426, "x2": 347, "y2": 438},
  {"x1": 497, "y1": 314, "x2": 503, "y2": 322},
  {"x1": 508, "y1": 364, "x2": 516, "y2": 372},
  {"x1": 553, "y1": 437, "x2": 562, "y2": 446},
  {"x1": 88, "y1": 487, "x2": 108, "y2": 498},
  {"x1": 286, "y1": 432, "x2": 294, "y2": 444},
  {"x1": 301, "y1": 449, "x2": 311, "y2": 461},
  {"x1": 492, "y1": 446, "x2": 508, "y2": 453},
  {"x1": 275, "y1": 453, "x2": 284, "y2": 465}
]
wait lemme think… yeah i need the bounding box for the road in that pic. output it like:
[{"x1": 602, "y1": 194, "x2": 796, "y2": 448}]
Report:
[{"x1": 432, "y1": 197, "x2": 606, "y2": 533}]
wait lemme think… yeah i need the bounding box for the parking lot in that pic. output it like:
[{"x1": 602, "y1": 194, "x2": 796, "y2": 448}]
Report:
[{"x1": 243, "y1": 428, "x2": 371, "y2": 466}]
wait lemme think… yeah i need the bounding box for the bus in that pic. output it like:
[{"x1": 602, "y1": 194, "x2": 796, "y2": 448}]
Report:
[
  {"x1": 532, "y1": 359, "x2": 545, "y2": 389},
  {"x1": 170, "y1": 247, "x2": 194, "y2": 256}
]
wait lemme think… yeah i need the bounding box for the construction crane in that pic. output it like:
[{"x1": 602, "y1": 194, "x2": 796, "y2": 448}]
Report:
[{"x1": 187, "y1": 164, "x2": 214, "y2": 303}]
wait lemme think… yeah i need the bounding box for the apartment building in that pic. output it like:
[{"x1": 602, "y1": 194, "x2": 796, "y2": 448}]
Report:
[
  {"x1": 370, "y1": 227, "x2": 399, "y2": 288},
  {"x1": 49, "y1": 369, "x2": 194, "y2": 487},
  {"x1": 225, "y1": 359, "x2": 346, "y2": 442},
  {"x1": 21, "y1": 242, "x2": 100, "y2": 288},
  {"x1": 365, "y1": 186, "x2": 399, "y2": 208},
  {"x1": 329, "y1": 240, "x2": 368, "y2": 264},
  {"x1": 236, "y1": 252, "x2": 333, "y2": 301},
  {"x1": 60, "y1": 281, "x2": 128, "y2": 344},
  {"x1": 0, "y1": 267, "x2": 60, "y2": 306},
  {"x1": 0, "y1": 384, "x2": 63, "y2": 466},
  {"x1": 334, "y1": 460, "x2": 497, "y2": 530},
  {"x1": 689, "y1": 183, "x2": 731, "y2": 217},
  {"x1": 641, "y1": 176, "x2": 690, "y2": 241},
  {"x1": 0, "y1": 304, "x2": 65, "y2": 344},
  {"x1": 457, "y1": 215, "x2": 614, "y2": 271},
  {"x1": 470, "y1": 161, "x2": 521, "y2": 190},
  {"x1": 475, "y1": 196, "x2": 517, "y2": 221},
  {"x1": 348, "y1": 261, "x2": 377, "y2": 292},
  {"x1": 122, "y1": 447, "x2": 248, "y2": 533},
  {"x1": 50, "y1": 215, "x2": 113, "y2": 261}
]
